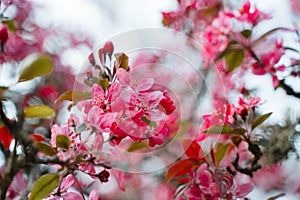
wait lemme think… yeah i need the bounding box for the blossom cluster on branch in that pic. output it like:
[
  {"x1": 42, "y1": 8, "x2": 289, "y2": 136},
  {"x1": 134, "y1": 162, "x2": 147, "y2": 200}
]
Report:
[{"x1": 0, "y1": 0, "x2": 300, "y2": 200}]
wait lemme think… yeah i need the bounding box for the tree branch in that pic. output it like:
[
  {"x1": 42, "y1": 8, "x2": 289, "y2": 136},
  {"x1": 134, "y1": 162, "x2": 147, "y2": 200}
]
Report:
[{"x1": 278, "y1": 80, "x2": 300, "y2": 99}]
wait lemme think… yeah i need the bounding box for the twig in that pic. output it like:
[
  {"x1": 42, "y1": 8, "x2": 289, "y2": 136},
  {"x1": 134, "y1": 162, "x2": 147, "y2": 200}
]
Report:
[{"x1": 278, "y1": 80, "x2": 300, "y2": 99}]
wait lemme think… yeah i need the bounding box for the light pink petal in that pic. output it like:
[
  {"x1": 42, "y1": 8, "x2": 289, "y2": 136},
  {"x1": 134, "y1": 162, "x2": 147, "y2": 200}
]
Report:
[
  {"x1": 137, "y1": 78, "x2": 154, "y2": 91},
  {"x1": 63, "y1": 192, "x2": 83, "y2": 199},
  {"x1": 92, "y1": 134, "x2": 103, "y2": 152},
  {"x1": 88, "y1": 188, "x2": 99, "y2": 200},
  {"x1": 92, "y1": 83, "x2": 104, "y2": 96},
  {"x1": 60, "y1": 174, "x2": 75, "y2": 192},
  {"x1": 235, "y1": 183, "x2": 254, "y2": 198},
  {"x1": 50, "y1": 124, "x2": 62, "y2": 146},
  {"x1": 111, "y1": 169, "x2": 126, "y2": 191},
  {"x1": 88, "y1": 106, "x2": 102, "y2": 128},
  {"x1": 99, "y1": 113, "x2": 116, "y2": 130},
  {"x1": 147, "y1": 109, "x2": 165, "y2": 122},
  {"x1": 107, "y1": 82, "x2": 121, "y2": 102},
  {"x1": 116, "y1": 68, "x2": 130, "y2": 86},
  {"x1": 143, "y1": 91, "x2": 163, "y2": 108}
]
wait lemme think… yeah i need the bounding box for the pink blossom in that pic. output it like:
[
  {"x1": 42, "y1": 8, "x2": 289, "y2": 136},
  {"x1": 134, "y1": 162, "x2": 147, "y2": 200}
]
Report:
[
  {"x1": 62, "y1": 192, "x2": 83, "y2": 199},
  {"x1": 50, "y1": 124, "x2": 71, "y2": 147},
  {"x1": 251, "y1": 41, "x2": 285, "y2": 87},
  {"x1": 202, "y1": 25, "x2": 229, "y2": 63},
  {"x1": 60, "y1": 174, "x2": 75, "y2": 192},
  {"x1": 238, "y1": 1, "x2": 271, "y2": 25},
  {"x1": 159, "y1": 91, "x2": 176, "y2": 115},
  {"x1": 88, "y1": 188, "x2": 99, "y2": 200},
  {"x1": 6, "y1": 172, "x2": 27, "y2": 199}
]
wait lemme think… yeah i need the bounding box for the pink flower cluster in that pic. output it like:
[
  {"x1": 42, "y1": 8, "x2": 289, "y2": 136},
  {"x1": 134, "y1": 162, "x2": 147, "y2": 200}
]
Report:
[
  {"x1": 176, "y1": 165, "x2": 253, "y2": 200},
  {"x1": 78, "y1": 66, "x2": 175, "y2": 147}
]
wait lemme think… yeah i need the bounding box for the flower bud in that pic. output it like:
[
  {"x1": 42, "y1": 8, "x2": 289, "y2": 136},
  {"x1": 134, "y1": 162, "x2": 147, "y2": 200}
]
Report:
[
  {"x1": 0, "y1": 26, "x2": 8, "y2": 43},
  {"x1": 103, "y1": 41, "x2": 114, "y2": 55}
]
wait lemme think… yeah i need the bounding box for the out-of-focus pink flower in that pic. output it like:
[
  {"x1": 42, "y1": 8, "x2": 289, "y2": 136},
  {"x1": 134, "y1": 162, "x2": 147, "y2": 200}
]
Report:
[
  {"x1": 238, "y1": 95, "x2": 261, "y2": 109},
  {"x1": 62, "y1": 192, "x2": 83, "y2": 199},
  {"x1": 201, "y1": 100, "x2": 235, "y2": 131},
  {"x1": 290, "y1": 0, "x2": 300, "y2": 14},
  {"x1": 60, "y1": 174, "x2": 75, "y2": 192},
  {"x1": 50, "y1": 124, "x2": 71, "y2": 147},
  {"x1": 236, "y1": 94, "x2": 261, "y2": 117},
  {"x1": 238, "y1": 1, "x2": 271, "y2": 25},
  {"x1": 251, "y1": 41, "x2": 285, "y2": 87},
  {"x1": 88, "y1": 188, "x2": 99, "y2": 200},
  {"x1": 253, "y1": 164, "x2": 287, "y2": 191},
  {"x1": 202, "y1": 25, "x2": 229, "y2": 63},
  {"x1": 38, "y1": 84, "x2": 58, "y2": 102},
  {"x1": 232, "y1": 173, "x2": 254, "y2": 198}
]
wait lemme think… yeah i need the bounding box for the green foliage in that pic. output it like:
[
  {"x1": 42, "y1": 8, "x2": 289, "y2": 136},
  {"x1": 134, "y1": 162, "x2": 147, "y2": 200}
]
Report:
[
  {"x1": 19, "y1": 54, "x2": 53, "y2": 82},
  {"x1": 225, "y1": 49, "x2": 245, "y2": 72},
  {"x1": 251, "y1": 112, "x2": 272, "y2": 130},
  {"x1": 127, "y1": 141, "x2": 148, "y2": 152},
  {"x1": 241, "y1": 29, "x2": 252, "y2": 38},
  {"x1": 1, "y1": 19, "x2": 17, "y2": 31},
  {"x1": 56, "y1": 134, "x2": 71, "y2": 149},
  {"x1": 30, "y1": 174, "x2": 60, "y2": 200},
  {"x1": 215, "y1": 143, "x2": 232, "y2": 165},
  {"x1": 56, "y1": 90, "x2": 91, "y2": 103},
  {"x1": 24, "y1": 105, "x2": 54, "y2": 118},
  {"x1": 34, "y1": 142, "x2": 56, "y2": 156}
]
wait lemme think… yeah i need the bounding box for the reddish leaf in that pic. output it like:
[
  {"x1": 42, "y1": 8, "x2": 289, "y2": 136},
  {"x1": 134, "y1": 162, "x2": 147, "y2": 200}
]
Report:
[
  {"x1": 30, "y1": 134, "x2": 46, "y2": 142},
  {"x1": 0, "y1": 126, "x2": 13, "y2": 150},
  {"x1": 176, "y1": 177, "x2": 191, "y2": 184},
  {"x1": 165, "y1": 158, "x2": 199, "y2": 182},
  {"x1": 183, "y1": 140, "x2": 206, "y2": 161}
]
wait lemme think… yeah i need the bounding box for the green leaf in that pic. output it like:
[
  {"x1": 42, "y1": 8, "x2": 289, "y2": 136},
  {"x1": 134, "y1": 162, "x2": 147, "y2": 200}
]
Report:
[
  {"x1": 241, "y1": 30, "x2": 252, "y2": 38},
  {"x1": 127, "y1": 141, "x2": 148, "y2": 152},
  {"x1": 251, "y1": 112, "x2": 272, "y2": 130},
  {"x1": 141, "y1": 116, "x2": 151, "y2": 125},
  {"x1": 2, "y1": 19, "x2": 17, "y2": 31},
  {"x1": 24, "y1": 105, "x2": 54, "y2": 118},
  {"x1": 215, "y1": 143, "x2": 232, "y2": 165},
  {"x1": 203, "y1": 125, "x2": 232, "y2": 134},
  {"x1": 99, "y1": 78, "x2": 109, "y2": 91},
  {"x1": 30, "y1": 174, "x2": 60, "y2": 200},
  {"x1": 56, "y1": 90, "x2": 91, "y2": 103},
  {"x1": 231, "y1": 136, "x2": 242, "y2": 147},
  {"x1": 19, "y1": 54, "x2": 53, "y2": 82},
  {"x1": 230, "y1": 128, "x2": 246, "y2": 135},
  {"x1": 114, "y1": 53, "x2": 129, "y2": 70},
  {"x1": 0, "y1": 86, "x2": 9, "y2": 92},
  {"x1": 34, "y1": 142, "x2": 56, "y2": 156},
  {"x1": 225, "y1": 49, "x2": 245, "y2": 72},
  {"x1": 56, "y1": 134, "x2": 71, "y2": 149}
]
